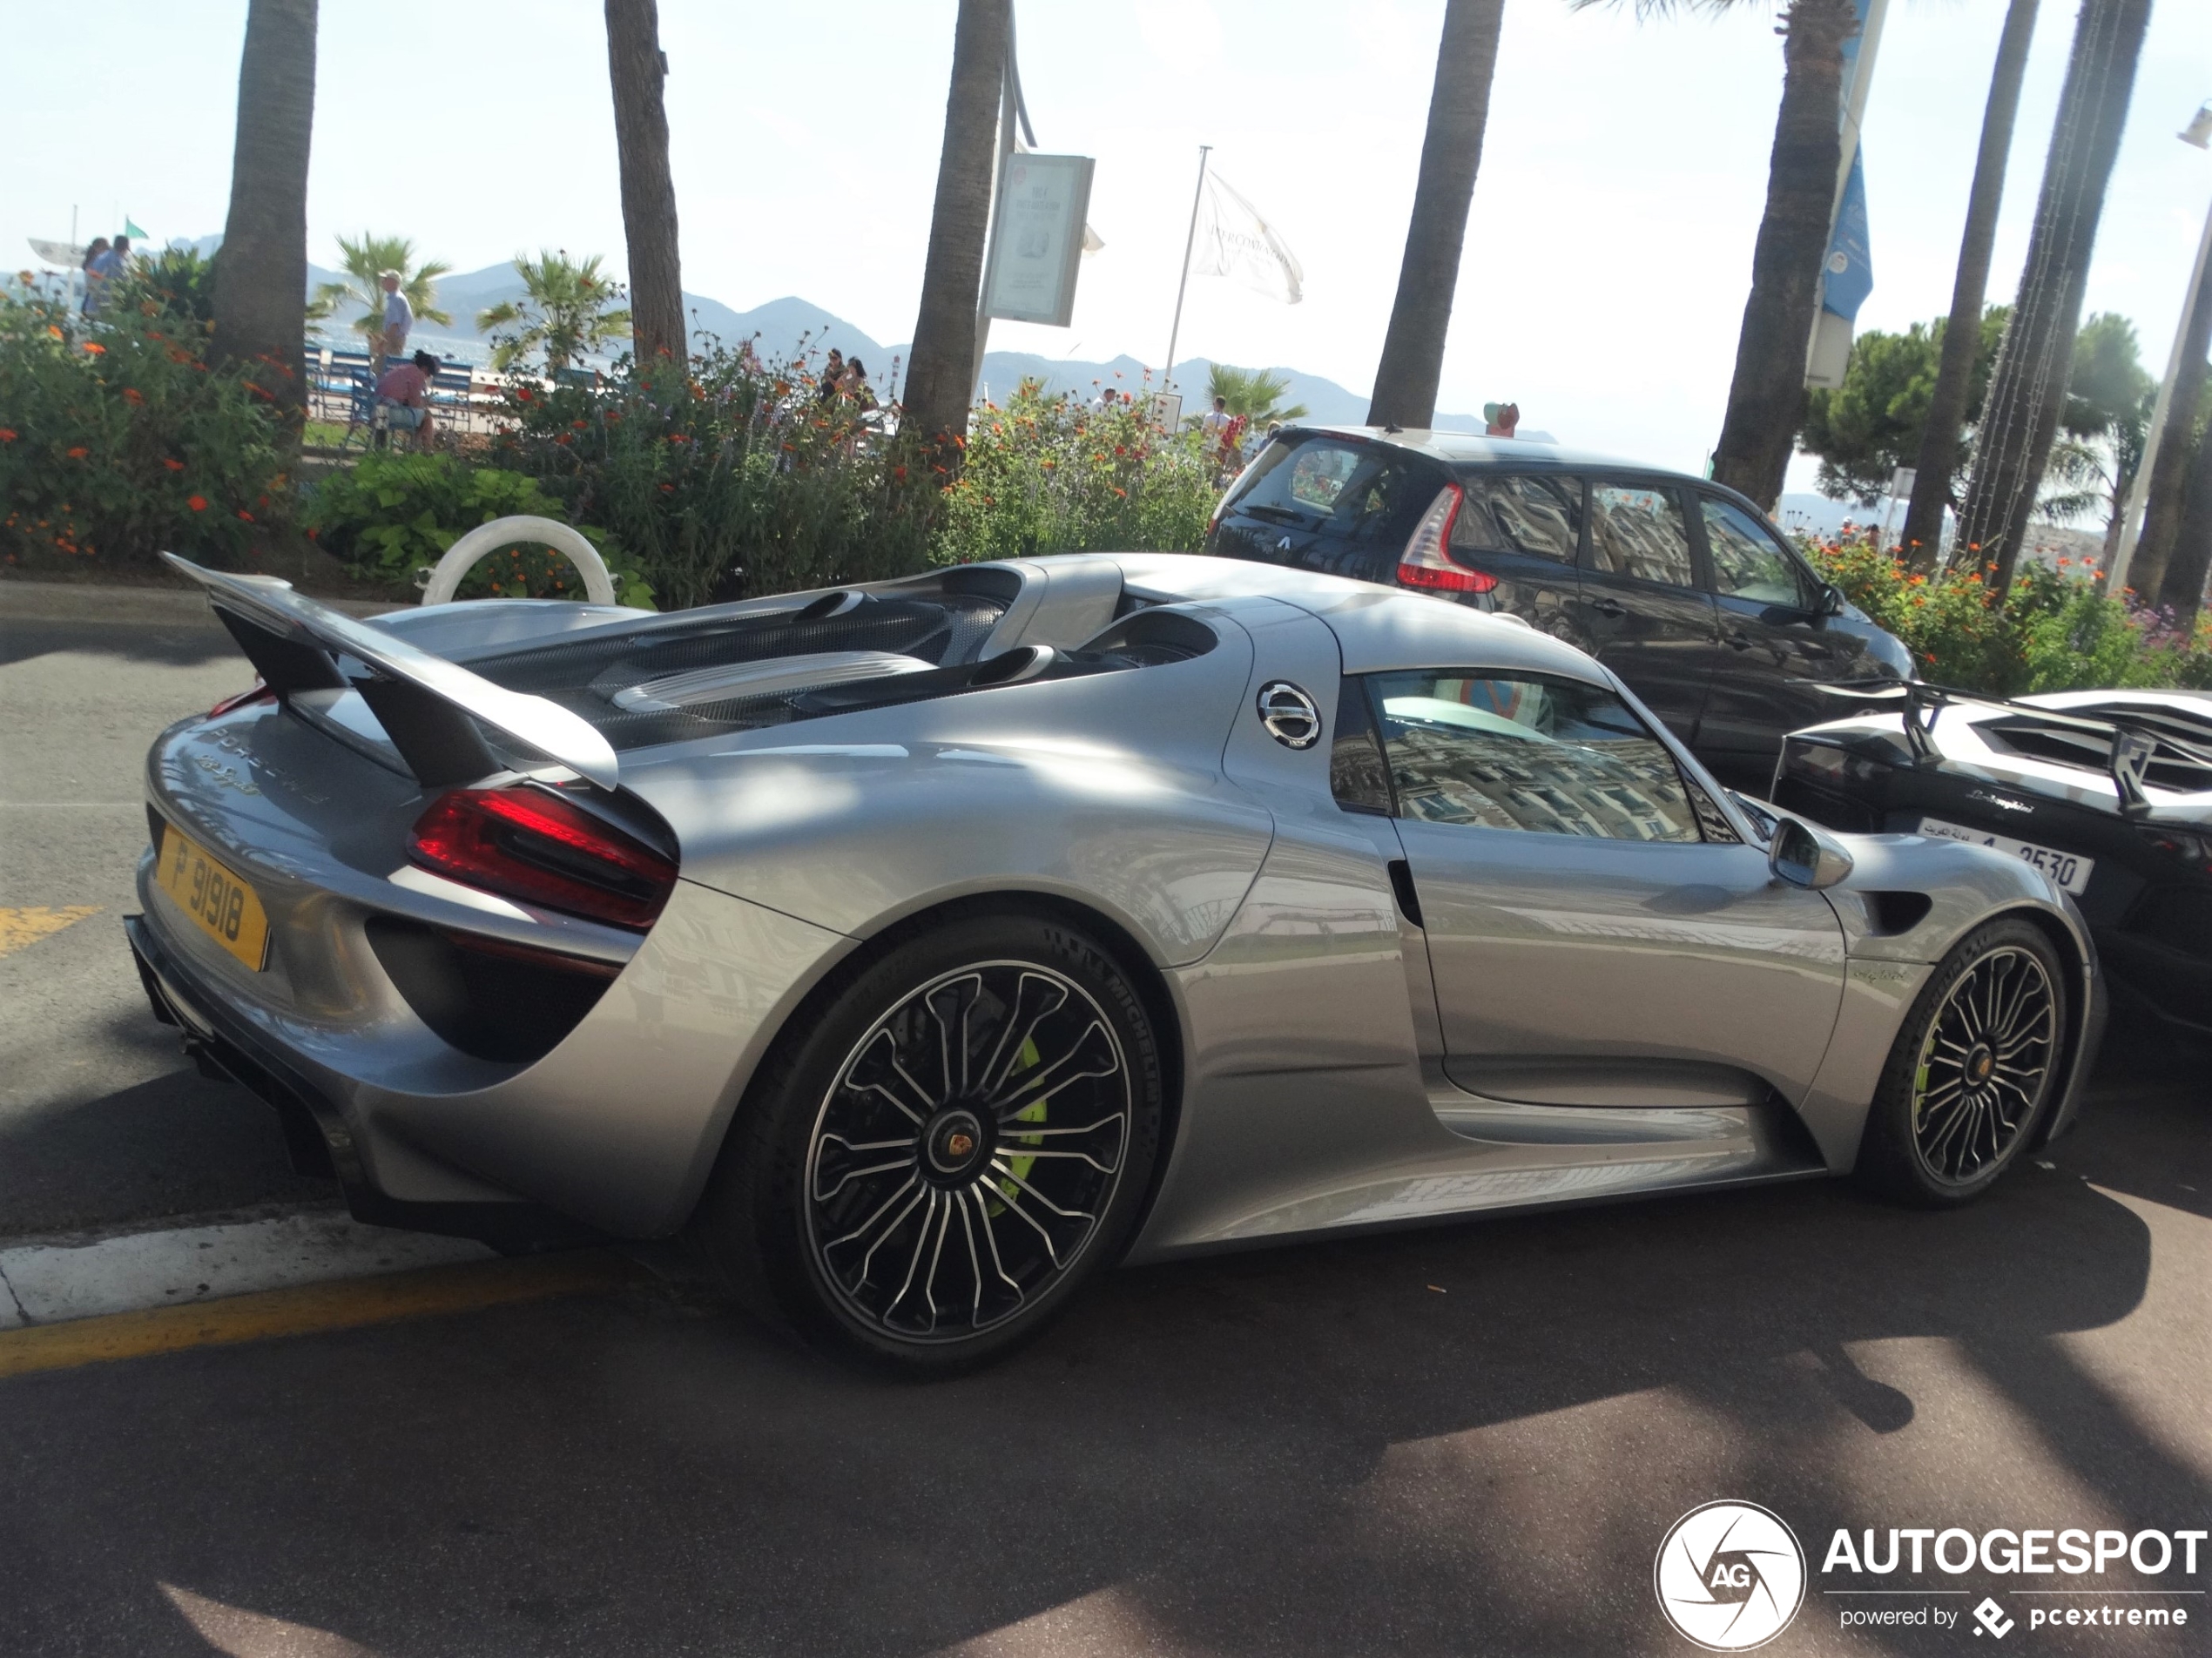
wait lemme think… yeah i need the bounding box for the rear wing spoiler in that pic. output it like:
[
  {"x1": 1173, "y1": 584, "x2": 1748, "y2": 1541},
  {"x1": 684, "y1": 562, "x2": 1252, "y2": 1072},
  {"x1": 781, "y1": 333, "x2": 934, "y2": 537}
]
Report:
[
  {"x1": 1812, "y1": 680, "x2": 2201, "y2": 819},
  {"x1": 162, "y1": 556, "x2": 619, "y2": 790}
]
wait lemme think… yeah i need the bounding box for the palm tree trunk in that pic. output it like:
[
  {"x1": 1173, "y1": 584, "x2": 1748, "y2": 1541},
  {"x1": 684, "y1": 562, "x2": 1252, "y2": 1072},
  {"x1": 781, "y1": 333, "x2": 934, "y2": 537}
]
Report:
[
  {"x1": 1709, "y1": 0, "x2": 1857, "y2": 512},
  {"x1": 605, "y1": 0, "x2": 684, "y2": 367},
  {"x1": 209, "y1": 0, "x2": 318, "y2": 422},
  {"x1": 2121, "y1": 256, "x2": 2212, "y2": 601},
  {"x1": 2155, "y1": 421, "x2": 2212, "y2": 627},
  {"x1": 1366, "y1": 0, "x2": 1507, "y2": 430},
  {"x1": 902, "y1": 0, "x2": 1009, "y2": 475},
  {"x1": 1900, "y1": 0, "x2": 2038, "y2": 573},
  {"x1": 1956, "y1": 0, "x2": 2150, "y2": 597}
]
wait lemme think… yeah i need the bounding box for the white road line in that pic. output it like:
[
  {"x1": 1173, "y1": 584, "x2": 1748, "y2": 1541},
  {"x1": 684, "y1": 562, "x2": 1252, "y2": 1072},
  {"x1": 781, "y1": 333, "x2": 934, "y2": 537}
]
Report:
[{"x1": 0, "y1": 1210, "x2": 493, "y2": 1329}]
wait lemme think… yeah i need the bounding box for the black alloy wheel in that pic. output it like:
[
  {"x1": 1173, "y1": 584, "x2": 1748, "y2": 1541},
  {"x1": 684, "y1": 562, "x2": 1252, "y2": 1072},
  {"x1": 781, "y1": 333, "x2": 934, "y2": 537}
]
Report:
[
  {"x1": 1858, "y1": 918, "x2": 2069, "y2": 1205},
  {"x1": 702, "y1": 912, "x2": 1163, "y2": 1374}
]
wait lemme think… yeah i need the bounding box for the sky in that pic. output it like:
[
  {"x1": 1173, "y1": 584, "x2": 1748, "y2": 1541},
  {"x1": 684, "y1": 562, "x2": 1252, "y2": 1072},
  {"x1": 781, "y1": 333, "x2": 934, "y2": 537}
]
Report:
[{"x1": 7, "y1": 0, "x2": 2211, "y2": 495}]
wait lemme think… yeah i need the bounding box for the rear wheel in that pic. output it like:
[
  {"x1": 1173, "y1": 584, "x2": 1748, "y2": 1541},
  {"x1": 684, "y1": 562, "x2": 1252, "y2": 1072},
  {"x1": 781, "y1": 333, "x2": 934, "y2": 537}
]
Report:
[
  {"x1": 701, "y1": 912, "x2": 1163, "y2": 1375},
  {"x1": 1856, "y1": 918, "x2": 2068, "y2": 1205}
]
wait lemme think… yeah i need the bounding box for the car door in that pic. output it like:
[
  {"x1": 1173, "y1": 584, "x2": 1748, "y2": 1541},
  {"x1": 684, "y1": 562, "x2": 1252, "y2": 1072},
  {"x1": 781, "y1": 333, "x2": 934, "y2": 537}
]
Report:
[
  {"x1": 1358, "y1": 667, "x2": 1845, "y2": 1108},
  {"x1": 1573, "y1": 478, "x2": 1720, "y2": 746},
  {"x1": 1447, "y1": 470, "x2": 1584, "y2": 636},
  {"x1": 1693, "y1": 493, "x2": 1870, "y2": 786}
]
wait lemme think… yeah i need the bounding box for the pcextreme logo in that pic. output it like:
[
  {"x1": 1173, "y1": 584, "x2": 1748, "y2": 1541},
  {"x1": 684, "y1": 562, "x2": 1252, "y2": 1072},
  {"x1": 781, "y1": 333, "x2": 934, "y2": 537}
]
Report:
[{"x1": 1655, "y1": 1501, "x2": 1808, "y2": 1651}]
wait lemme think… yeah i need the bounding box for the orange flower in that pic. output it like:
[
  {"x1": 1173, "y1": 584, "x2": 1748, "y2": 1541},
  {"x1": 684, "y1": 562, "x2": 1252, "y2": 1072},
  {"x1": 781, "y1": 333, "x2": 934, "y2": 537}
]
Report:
[
  {"x1": 81, "y1": 341, "x2": 105, "y2": 355},
  {"x1": 161, "y1": 457, "x2": 185, "y2": 471},
  {"x1": 65, "y1": 446, "x2": 88, "y2": 459},
  {"x1": 186, "y1": 495, "x2": 207, "y2": 512},
  {"x1": 237, "y1": 509, "x2": 253, "y2": 522},
  {"x1": 0, "y1": 429, "x2": 16, "y2": 442},
  {"x1": 46, "y1": 326, "x2": 63, "y2": 340},
  {"x1": 122, "y1": 388, "x2": 145, "y2": 406},
  {"x1": 516, "y1": 388, "x2": 534, "y2": 402}
]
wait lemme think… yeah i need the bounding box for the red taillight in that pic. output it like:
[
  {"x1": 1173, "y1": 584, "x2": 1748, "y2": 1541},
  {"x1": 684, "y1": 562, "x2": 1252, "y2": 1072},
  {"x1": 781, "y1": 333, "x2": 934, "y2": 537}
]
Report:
[
  {"x1": 209, "y1": 680, "x2": 275, "y2": 718},
  {"x1": 408, "y1": 786, "x2": 677, "y2": 930},
  {"x1": 1396, "y1": 484, "x2": 1498, "y2": 595}
]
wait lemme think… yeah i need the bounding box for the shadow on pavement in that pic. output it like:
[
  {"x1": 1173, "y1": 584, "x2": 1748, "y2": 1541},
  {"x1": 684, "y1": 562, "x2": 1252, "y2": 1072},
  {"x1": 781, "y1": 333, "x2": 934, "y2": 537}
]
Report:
[
  {"x1": 3, "y1": 1080, "x2": 2202, "y2": 1656},
  {"x1": 0, "y1": 617, "x2": 239, "y2": 672}
]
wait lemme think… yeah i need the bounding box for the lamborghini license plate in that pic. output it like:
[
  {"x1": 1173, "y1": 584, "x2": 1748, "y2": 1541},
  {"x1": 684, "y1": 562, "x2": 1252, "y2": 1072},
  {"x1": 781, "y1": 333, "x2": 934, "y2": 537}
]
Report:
[
  {"x1": 155, "y1": 825, "x2": 271, "y2": 969},
  {"x1": 1918, "y1": 817, "x2": 2094, "y2": 897}
]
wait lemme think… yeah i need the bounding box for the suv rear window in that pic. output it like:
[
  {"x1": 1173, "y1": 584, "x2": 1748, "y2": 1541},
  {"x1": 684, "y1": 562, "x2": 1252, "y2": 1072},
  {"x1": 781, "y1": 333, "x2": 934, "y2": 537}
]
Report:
[
  {"x1": 1452, "y1": 473, "x2": 1582, "y2": 563},
  {"x1": 1234, "y1": 438, "x2": 1418, "y2": 536}
]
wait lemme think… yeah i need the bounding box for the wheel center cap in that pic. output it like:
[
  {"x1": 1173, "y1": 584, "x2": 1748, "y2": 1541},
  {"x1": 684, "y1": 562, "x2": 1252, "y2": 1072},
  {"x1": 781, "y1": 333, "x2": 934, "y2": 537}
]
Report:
[
  {"x1": 1967, "y1": 1045, "x2": 1995, "y2": 1084},
  {"x1": 924, "y1": 1107, "x2": 990, "y2": 1180}
]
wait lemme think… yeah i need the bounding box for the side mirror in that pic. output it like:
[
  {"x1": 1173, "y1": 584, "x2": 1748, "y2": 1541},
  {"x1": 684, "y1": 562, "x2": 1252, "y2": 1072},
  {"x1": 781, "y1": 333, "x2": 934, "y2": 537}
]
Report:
[
  {"x1": 1819, "y1": 583, "x2": 1846, "y2": 617},
  {"x1": 1770, "y1": 817, "x2": 1854, "y2": 889}
]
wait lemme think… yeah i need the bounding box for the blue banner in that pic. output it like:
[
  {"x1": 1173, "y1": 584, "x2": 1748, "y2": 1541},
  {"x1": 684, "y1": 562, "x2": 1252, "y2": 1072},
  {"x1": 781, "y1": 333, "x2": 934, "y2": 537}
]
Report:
[{"x1": 1821, "y1": 152, "x2": 1873, "y2": 322}]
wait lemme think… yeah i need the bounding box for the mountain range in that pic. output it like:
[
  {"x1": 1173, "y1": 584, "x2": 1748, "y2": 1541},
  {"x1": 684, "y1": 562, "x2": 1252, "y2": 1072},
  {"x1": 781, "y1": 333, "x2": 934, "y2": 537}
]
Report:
[{"x1": 281, "y1": 253, "x2": 1482, "y2": 431}]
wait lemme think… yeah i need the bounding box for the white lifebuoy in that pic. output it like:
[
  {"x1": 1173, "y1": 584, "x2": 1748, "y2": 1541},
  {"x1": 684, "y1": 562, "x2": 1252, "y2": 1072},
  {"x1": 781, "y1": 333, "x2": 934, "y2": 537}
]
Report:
[{"x1": 419, "y1": 515, "x2": 617, "y2": 606}]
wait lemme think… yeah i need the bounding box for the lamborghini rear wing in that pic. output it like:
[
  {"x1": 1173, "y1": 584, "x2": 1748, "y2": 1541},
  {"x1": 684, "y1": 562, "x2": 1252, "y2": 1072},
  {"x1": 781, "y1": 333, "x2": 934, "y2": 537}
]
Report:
[
  {"x1": 163, "y1": 555, "x2": 619, "y2": 790},
  {"x1": 1811, "y1": 679, "x2": 2209, "y2": 818}
]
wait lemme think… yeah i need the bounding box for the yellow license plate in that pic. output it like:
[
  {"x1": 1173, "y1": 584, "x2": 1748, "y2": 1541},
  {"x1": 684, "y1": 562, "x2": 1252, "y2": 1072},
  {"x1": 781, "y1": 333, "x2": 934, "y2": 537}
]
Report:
[{"x1": 155, "y1": 825, "x2": 271, "y2": 970}]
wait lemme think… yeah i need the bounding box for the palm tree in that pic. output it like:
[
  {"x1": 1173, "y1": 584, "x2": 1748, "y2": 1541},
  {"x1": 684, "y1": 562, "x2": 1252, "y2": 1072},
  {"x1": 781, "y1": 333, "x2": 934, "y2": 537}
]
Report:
[
  {"x1": 2155, "y1": 421, "x2": 2212, "y2": 624},
  {"x1": 2123, "y1": 258, "x2": 2212, "y2": 601},
  {"x1": 901, "y1": 0, "x2": 1011, "y2": 476},
  {"x1": 605, "y1": 0, "x2": 684, "y2": 366},
  {"x1": 1205, "y1": 364, "x2": 1310, "y2": 428},
  {"x1": 475, "y1": 252, "x2": 632, "y2": 374},
  {"x1": 307, "y1": 233, "x2": 452, "y2": 351},
  {"x1": 1366, "y1": 0, "x2": 1507, "y2": 429},
  {"x1": 2052, "y1": 312, "x2": 2155, "y2": 562},
  {"x1": 1956, "y1": 0, "x2": 2152, "y2": 596},
  {"x1": 208, "y1": 0, "x2": 318, "y2": 421},
  {"x1": 1900, "y1": 0, "x2": 2040, "y2": 572},
  {"x1": 1584, "y1": 0, "x2": 1858, "y2": 511}
]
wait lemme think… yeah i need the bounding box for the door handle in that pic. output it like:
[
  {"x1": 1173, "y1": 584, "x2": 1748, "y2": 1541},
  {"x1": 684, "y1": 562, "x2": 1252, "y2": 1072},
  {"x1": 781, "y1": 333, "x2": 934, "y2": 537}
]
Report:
[
  {"x1": 1723, "y1": 630, "x2": 1756, "y2": 650},
  {"x1": 1585, "y1": 596, "x2": 1626, "y2": 618}
]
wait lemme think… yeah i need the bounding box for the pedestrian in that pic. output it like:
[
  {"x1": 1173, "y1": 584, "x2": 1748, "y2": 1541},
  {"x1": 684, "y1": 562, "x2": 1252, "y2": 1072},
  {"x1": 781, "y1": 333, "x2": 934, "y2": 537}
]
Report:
[
  {"x1": 78, "y1": 238, "x2": 111, "y2": 316},
  {"x1": 1484, "y1": 401, "x2": 1521, "y2": 439},
  {"x1": 844, "y1": 358, "x2": 877, "y2": 414},
  {"x1": 819, "y1": 348, "x2": 845, "y2": 403},
  {"x1": 375, "y1": 270, "x2": 413, "y2": 371},
  {"x1": 374, "y1": 349, "x2": 442, "y2": 448},
  {"x1": 1094, "y1": 385, "x2": 1119, "y2": 413},
  {"x1": 1198, "y1": 394, "x2": 1232, "y2": 442},
  {"x1": 84, "y1": 235, "x2": 131, "y2": 315}
]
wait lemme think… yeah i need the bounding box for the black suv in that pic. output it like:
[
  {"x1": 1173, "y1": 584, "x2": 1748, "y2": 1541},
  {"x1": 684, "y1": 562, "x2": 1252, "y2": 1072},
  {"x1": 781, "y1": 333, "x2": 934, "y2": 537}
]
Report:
[{"x1": 1207, "y1": 426, "x2": 1912, "y2": 793}]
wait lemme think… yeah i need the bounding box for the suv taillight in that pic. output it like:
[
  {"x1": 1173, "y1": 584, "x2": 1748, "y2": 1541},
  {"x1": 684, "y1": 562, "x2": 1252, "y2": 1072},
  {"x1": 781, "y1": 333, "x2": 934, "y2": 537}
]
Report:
[
  {"x1": 408, "y1": 785, "x2": 677, "y2": 930},
  {"x1": 1396, "y1": 484, "x2": 1496, "y2": 594}
]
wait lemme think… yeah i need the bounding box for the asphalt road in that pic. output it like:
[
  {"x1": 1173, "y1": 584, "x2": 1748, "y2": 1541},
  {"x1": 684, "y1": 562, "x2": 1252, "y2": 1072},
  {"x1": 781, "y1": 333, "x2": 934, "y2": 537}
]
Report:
[{"x1": 2, "y1": 590, "x2": 2207, "y2": 1656}]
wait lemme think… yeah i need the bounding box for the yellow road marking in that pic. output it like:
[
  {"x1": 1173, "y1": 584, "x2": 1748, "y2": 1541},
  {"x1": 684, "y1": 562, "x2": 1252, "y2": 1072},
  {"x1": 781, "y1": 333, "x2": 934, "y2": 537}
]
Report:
[
  {"x1": 0, "y1": 905, "x2": 100, "y2": 958},
  {"x1": 0, "y1": 1250, "x2": 629, "y2": 1380}
]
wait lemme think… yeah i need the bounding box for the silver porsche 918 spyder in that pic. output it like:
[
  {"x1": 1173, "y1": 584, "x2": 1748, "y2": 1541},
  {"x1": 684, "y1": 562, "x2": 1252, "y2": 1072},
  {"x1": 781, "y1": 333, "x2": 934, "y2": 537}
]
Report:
[{"x1": 127, "y1": 552, "x2": 2106, "y2": 1372}]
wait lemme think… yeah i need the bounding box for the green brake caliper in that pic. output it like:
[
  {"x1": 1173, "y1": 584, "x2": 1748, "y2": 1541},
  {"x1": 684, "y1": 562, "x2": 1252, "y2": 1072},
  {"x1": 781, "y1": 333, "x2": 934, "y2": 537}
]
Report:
[{"x1": 993, "y1": 1036, "x2": 1044, "y2": 1209}]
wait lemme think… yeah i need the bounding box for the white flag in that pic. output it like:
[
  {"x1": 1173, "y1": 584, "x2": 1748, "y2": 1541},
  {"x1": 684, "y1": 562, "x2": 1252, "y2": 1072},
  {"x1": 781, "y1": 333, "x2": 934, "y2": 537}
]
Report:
[{"x1": 1190, "y1": 172, "x2": 1303, "y2": 305}]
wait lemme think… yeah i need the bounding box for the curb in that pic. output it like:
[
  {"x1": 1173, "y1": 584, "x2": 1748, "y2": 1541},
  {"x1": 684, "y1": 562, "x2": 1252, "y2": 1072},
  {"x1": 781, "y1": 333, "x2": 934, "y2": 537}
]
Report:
[{"x1": 2, "y1": 577, "x2": 401, "y2": 626}]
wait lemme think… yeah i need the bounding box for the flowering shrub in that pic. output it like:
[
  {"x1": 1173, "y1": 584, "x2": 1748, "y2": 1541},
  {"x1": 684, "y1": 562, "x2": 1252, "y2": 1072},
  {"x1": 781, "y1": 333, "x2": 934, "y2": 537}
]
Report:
[
  {"x1": 489, "y1": 339, "x2": 927, "y2": 610},
  {"x1": 933, "y1": 380, "x2": 1217, "y2": 566},
  {"x1": 0, "y1": 283, "x2": 287, "y2": 567},
  {"x1": 1802, "y1": 535, "x2": 2212, "y2": 693},
  {"x1": 304, "y1": 451, "x2": 653, "y2": 605}
]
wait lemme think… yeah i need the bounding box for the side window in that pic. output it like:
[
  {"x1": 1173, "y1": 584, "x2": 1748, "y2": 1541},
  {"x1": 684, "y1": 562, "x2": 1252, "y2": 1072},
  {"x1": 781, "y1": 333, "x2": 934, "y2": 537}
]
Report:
[
  {"x1": 1366, "y1": 670, "x2": 1703, "y2": 842},
  {"x1": 1588, "y1": 482, "x2": 1695, "y2": 587},
  {"x1": 1329, "y1": 681, "x2": 1393, "y2": 815},
  {"x1": 1453, "y1": 474, "x2": 1582, "y2": 563},
  {"x1": 1701, "y1": 496, "x2": 1817, "y2": 608}
]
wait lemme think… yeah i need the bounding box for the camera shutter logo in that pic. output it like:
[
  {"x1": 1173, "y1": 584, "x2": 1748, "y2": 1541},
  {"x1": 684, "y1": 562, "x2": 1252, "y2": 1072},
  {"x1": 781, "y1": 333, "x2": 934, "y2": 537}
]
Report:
[{"x1": 1654, "y1": 1501, "x2": 1806, "y2": 1651}]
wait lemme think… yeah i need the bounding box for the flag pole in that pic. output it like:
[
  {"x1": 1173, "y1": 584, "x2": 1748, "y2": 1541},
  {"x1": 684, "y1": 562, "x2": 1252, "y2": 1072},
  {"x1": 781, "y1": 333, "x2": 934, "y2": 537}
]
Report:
[{"x1": 1162, "y1": 145, "x2": 1211, "y2": 394}]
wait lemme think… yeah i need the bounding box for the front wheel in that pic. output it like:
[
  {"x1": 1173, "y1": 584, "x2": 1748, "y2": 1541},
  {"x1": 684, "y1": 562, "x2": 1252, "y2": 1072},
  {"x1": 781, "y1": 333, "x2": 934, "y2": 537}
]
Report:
[
  {"x1": 1856, "y1": 918, "x2": 2069, "y2": 1206},
  {"x1": 700, "y1": 912, "x2": 1164, "y2": 1375}
]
